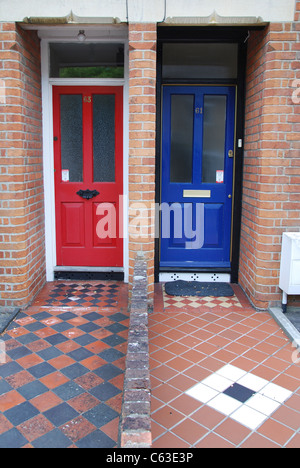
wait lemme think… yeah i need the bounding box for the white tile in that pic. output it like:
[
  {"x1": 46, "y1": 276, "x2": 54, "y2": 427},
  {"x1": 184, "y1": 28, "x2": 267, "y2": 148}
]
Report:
[
  {"x1": 207, "y1": 393, "x2": 242, "y2": 416},
  {"x1": 237, "y1": 373, "x2": 269, "y2": 392},
  {"x1": 216, "y1": 364, "x2": 247, "y2": 382},
  {"x1": 231, "y1": 405, "x2": 267, "y2": 431},
  {"x1": 260, "y1": 382, "x2": 292, "y2": 403},
  {"x1": 201, "y1": 374, "x2": 233, "y2": 392},
  {"x1": 245, "y1": 393, "x2": 281, "y2": 416},
  {"x1": 185, "y1": 383, "x2": 218, "y2": 404}
]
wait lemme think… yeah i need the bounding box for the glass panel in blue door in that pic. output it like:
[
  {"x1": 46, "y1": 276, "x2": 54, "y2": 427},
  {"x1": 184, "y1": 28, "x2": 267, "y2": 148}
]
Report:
[
  {"x1": 170, "y1": 94, "x2": 194, "y2": 183},
  {"x1": 202, "y1": 95, "x2": 227, "y2": 184}
]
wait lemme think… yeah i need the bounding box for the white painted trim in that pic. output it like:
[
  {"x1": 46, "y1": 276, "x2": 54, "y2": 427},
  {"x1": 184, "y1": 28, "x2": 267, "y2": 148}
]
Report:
[
  {"x1": 41, "y1": 29, "x2": 129, "y2": 283},
  {"x1": 159, "y1": 273, "x2": 231, "y2": 283}
]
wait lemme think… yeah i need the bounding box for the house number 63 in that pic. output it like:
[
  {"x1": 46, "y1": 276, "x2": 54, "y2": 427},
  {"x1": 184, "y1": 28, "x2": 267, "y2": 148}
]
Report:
[{"x1": 83, "y1": 96, "x2": 92, "y2": 103}]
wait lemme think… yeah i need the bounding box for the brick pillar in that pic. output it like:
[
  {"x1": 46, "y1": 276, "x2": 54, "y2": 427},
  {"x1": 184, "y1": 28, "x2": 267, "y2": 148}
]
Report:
[
  {"x1": 239, "y1": 11, "x2": 300, "y2": 309},
  {"x1": 0, "y1": 23, "x2": 45, "y2": 308},
  {"x1": 128, "y1": 23, "x2": 157, "y2": 299}
]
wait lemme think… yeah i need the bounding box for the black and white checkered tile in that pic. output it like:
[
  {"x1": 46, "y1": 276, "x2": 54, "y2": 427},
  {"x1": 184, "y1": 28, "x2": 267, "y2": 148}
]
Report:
[{"x1": 185, "y1": 364, "x2": 292, "y2": 430}]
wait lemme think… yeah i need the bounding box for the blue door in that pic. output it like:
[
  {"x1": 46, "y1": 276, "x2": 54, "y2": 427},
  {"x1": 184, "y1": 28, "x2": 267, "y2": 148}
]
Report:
[{"x1": 160, "y1": 86, "x2": 236, "y2": 268}]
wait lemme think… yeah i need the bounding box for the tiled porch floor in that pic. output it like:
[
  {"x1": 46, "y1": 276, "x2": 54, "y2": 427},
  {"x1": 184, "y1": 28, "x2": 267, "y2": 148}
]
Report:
[
  {"x1": 0, "y1": 281, "x2": 128, "y2": 448},
  {"x1": 1, "y1": 280, "x2": 300, "y2": 448},
  {"x1": 150, "y1": 284, "x2": 300, "y2": 448}
]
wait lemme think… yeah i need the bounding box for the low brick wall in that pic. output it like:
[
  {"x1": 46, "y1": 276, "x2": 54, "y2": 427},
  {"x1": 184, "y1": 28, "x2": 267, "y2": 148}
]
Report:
[{"x1": 120, "y1": 257, "x2": 152, "y2": 448}]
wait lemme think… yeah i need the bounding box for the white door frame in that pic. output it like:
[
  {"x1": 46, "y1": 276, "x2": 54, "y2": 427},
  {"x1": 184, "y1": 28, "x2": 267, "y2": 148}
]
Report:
[{"x1": 39, "y1": 26, "x2": 129, "y2": 282}]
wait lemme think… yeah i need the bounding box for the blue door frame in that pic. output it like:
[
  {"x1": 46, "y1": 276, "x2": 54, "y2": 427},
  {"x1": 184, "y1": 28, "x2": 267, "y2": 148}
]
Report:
[{"x1": 160, "y1": 85, "x2": 236, "y2": 269}]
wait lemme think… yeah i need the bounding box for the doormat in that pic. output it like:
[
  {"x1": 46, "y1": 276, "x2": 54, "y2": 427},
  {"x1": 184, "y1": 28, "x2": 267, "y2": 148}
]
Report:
[
  {"x1": 0, "y1": 308, "x2": 20, "y2": 334},
  {"x1": 165, "y1": 280, "x2": 234, "y2": 297}
]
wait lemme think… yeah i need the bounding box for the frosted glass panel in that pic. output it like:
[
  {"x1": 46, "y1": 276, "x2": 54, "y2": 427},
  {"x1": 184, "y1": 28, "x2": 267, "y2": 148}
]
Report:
[
  {"x1": 60, "y1": 95, "x2": 83, "y2": 182},
  {"x1": 93, "y1": 95, "x2": 115, "y2": 182},
  {"x1": 202, "y1": 95, "x2": 227, "y2": 184},
  {"x1": 170, "y1": 94, "x2": 194, "y2": 183}
]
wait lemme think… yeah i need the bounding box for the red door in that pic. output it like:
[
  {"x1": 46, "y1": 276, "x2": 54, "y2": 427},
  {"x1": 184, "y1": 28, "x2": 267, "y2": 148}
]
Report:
[{"x1": 53, "y1": 86, "x2": 123, "y2": 267}]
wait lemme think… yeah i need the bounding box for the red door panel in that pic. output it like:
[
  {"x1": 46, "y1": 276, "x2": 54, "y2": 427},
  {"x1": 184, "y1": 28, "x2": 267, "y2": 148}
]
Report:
[
  {"x1": 61, "y1": 203, "x2": 85, "y2": 247},
  {"x1": 53, "y1": 86, "x2": 123, "y2": 267}
]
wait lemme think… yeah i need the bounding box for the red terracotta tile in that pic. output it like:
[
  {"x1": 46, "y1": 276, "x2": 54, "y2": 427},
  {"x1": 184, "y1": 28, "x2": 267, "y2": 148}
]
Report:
[
  {"x1": 17, "y1": 353, "x2": 44, "y2": 369},
  {"x1": 0, "y1": 414, "x2": 13, "y2": 434},
  {"x1": 5, "y1": 370, "x2": 35, "y2": 389},
  {"x1": 240, "y1": 433, "x2": 280, "y2": 448},
  {"x1": 74, "y1": 372, "x2": 104, "y2": 390},
  {"x1": 152, "y1": 405, "x2": 184, "y2": 429},
  {"x1": 60, "y1": 416, "x2": 96, "y2": 443},
  {"x1": 258, "y1": 419, "x2": 294, "y2": 446},
  {"x1": 48, "y1": 355, "x2": 76, "y2": 370},
  {"x1": 68, "y1": 393, "x2": 99, "y2": 413},
  {"x1": 195, "y1": 432, "x2": 234, "y2": 448},
  {"x1": 17, "y1": 414, "x2": 54, "y2": 443},
  {"x1": 191, "y1": 405, "x2": 225, "y2": 430},
  {"x1": 40, "y1": 371, "x2": 69, "y2": 389},
  {"x1": 31, "y1": 391, "x2": 63, "y2": 412},
  {"x1": 0, "y1": 390, "x2": 25, "y2": 412},
  {"x1": 172, "y1": 418, "x2": 207, "y2": 445},
  {"x1": 152, "y1": 384, "x2": 181, "y2": 405},
  {"x1": 214, "y1": 418, "x2": 251, "y2": 445},
  {"x1": 152, "y1": 431, "x2": 190, "y2": 448}
]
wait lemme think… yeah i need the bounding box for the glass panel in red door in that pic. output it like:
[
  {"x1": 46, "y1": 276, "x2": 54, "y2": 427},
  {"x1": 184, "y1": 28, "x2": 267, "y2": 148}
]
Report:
[{"x1": 53, "y1": 86, "x2": 123, "y2": 267}]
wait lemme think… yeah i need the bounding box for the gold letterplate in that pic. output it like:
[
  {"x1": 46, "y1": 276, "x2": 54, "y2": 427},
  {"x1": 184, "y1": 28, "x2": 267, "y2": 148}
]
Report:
[{"x1": 183, "y1": 190, "x2": 211, "y2": 198}]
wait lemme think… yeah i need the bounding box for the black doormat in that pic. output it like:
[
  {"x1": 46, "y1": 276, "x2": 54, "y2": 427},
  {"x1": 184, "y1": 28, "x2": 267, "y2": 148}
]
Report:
[{"x1": 165, "y1": 280, "x2": 234, "y2": 297}]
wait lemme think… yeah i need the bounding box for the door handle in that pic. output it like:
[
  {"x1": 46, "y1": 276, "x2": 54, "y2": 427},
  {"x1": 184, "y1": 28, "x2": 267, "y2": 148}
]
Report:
[{"x1": 76, "y1": 189, "x2": 100, "y2": 200}]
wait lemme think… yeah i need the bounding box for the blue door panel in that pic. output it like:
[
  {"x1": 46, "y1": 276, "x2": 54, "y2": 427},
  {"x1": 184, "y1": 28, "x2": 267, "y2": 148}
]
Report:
[{"x1": 160, "y1": 85, "x2": 235, "y2": 269}]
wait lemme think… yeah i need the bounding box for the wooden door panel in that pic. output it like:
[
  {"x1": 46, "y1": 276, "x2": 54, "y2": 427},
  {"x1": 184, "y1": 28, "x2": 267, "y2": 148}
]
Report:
[
  {"x1": 53, "y1": 86, "x2": 123, "y2": 267},
  {"x1": 160, "y1": 86, "x2": 235, "y2": 269},
  {"x1": 61, "y1": 202, "x2": 85, "y2": 247}
]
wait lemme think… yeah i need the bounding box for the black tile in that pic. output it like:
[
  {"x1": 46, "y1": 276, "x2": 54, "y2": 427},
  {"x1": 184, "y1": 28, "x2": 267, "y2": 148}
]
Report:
[
  {"x1": 37, "y1": 346, "x2": 62, "y2": 361},
  {"x1": 105, "y1": 323, "x2": 127, "y2": 334},
  {"x1": 6, "y1": 345, "x2": 32, "y2": 360},
  {"x1": 101, "y1": 334, "x2": 126, "y2": 347},
  {"x1": 109, "y1": 312, "x2": 128, "y2": 323},
  {"x1": 33, "y1": 428, "x2": 72, "y2": 448},
  {"x1": 18, "y1": 381, "x2": 48, "y2": 400},
  {"x1": 90, "y1": 382, "x2": 121, "y2": 402},
  {"x1": 67, "y1": 347, "x2": 93, "y2": 362},
  {"x1": 78, "y1": 322, "x2": 99, "y2": 333},
  {"x1": 0, "y1": 428, "x2": 28, "y2": 448},
  {"x1": 76, "y1": 429, "x2": 115, "y2": 448},
  {"x1": 0, "y1": 361, "x2": 23, "y2": 378},
  {"x1": 53, "y1": 381, "x2": 84, "y2": 401},
  {"x1": 28, "y1": 362, "x2": 56, "y2": 379},
  {"x1": 17, "y1": 333, "x2": 40, "y2": 345},
  {"x1": 4, "y1": 401, "x2": 39, "y2": 426},
  {"x1": 74, "y1": 334, "x2": 97, "y2": 346},
  {"x1": 94, "y1": 363, "x2": 123, "y2": 381},
  {"x1": 223, "y1": 383, "x2": 255, "y2": 403},
  {"x1": 98, "y1": 348, "x2": 124, "y2": 363},
  {"x1": 44, "y1": 333, "x2": 68, "y2": 346},
  {"x1": 44, "y1": 402, "x2": 79, "y2": 427},
  {"x1": 84, "y1": 403, "x2": 119, "y2": 427},
  {"x1": 61, "y1": 363, "x2": 89, "y2": 379},
  {"x1": 83, "y1": 312, "x2": 103, "y2": 322}
]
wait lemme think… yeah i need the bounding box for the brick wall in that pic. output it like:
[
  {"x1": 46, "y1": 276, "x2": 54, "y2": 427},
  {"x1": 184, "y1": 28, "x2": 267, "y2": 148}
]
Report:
[
  {"x1": 240, "y1": 3, "x2": 300, "y2": 309},
  {"x1": 0, "y1": 23, "x2": 45, "y2": 308},
  {"x1": 120, "y1": 256, "x2": 151, "y2": 448},
  {"x1": 128, "y1": 23, "x2": 157, "y2": 300}
]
